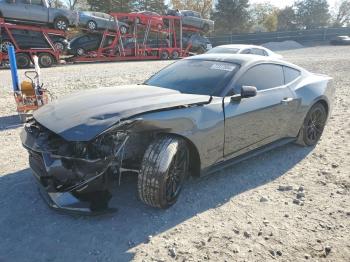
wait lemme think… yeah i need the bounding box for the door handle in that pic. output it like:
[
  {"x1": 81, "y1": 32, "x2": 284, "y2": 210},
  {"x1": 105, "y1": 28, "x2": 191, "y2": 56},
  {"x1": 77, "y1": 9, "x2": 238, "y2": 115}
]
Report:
[{"x1": 281, "y1": 97, "x2": 294, "y2": 105}]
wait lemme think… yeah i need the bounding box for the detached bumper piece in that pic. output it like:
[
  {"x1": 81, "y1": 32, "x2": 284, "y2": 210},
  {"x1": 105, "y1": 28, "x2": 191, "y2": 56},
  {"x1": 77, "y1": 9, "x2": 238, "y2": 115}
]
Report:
[{"x1": 27, "y1": 147, "x2": 117, "y2": 216}]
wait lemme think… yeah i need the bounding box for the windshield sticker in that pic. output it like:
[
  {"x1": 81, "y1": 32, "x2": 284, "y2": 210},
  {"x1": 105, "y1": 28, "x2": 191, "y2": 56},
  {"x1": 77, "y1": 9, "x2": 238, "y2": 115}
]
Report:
[{"x1": 210, "y1": 64, "x2": 236, "y2": 72}]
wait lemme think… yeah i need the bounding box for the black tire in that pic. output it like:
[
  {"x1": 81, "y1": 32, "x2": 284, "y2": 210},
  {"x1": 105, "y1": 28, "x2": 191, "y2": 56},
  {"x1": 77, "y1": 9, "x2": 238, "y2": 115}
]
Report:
[
  {"x1": 54, "y1": 17, "x2": 69, "y2": 31},
  {"x1": 38, "y1": 53, "x2": 55, "y2": 68},
  {"x1": 119, "y1": 25, "x2": 128, "y2": 35},
  {"x1": 296, "y1": 102, "x2": 328, "y2": 146},
  {"x1": 172, "y1": 50, "x2": 180, "y2": 59},
  {"x1": 203, "y1": 24, "x2": 210, "y2": 32},
  {"x1": 160, "y1": 50, "x2": 169, "y2": 60},
  {"x1": 1, "y1": 40, "x2": 14, "y2": 53},
  {"x1": 16, "y1": 53, "x2": 31, "y2": 69},
  {"x1": 138, "y1": 136, "x2": 189, "y2": 209},
  {"x1": 87, "y1": 20, "x2": 97, "y2": 31}
]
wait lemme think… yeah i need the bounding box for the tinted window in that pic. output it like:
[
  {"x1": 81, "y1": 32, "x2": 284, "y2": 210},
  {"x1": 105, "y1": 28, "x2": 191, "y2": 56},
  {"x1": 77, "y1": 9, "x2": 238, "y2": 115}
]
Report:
[
  {"x1": 284, "y1": 66, "x2": 301, "y2": 84},
  {"x1": 236, "y1": 64, "x2": 284, "y2": 91},
  {"x1": 146, "y1": 60, "x2": 239, "y2": 96},
  {"x1": 251, "y1": 48, "x2": 266, "y2": 56}
]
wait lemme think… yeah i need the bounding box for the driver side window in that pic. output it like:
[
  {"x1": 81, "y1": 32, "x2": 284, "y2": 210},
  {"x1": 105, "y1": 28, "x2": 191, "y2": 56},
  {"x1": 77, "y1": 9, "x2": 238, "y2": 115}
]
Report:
[{"x1": 235, "y1": 64, "x2": 284, "y2": 92}]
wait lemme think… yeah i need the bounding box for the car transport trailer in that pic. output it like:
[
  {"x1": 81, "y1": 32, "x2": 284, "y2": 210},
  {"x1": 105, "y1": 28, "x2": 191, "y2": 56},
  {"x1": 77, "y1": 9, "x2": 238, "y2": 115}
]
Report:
[
  {"x1": 0, "y1": 18, "x2": 65, "y2": 68},
  {"x1": 66, "y1": 13, "x2": 193, "y2": 63}
]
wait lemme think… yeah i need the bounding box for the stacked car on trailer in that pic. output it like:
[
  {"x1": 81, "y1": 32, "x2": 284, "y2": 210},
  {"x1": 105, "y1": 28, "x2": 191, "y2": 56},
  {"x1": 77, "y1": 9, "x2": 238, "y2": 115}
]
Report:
[{"x1": 0, "y1": 6, "x2": 214, "y2": 68}]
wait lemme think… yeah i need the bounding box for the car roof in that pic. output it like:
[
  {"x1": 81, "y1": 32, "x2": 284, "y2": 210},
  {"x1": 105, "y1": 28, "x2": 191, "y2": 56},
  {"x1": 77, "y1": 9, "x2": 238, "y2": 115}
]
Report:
[
  {"x1": 186, "y1": 53, "x2": 304, "y2": 71},
  {"x1": 213, "y1": 44, "x2": 269, "y2": 50}
]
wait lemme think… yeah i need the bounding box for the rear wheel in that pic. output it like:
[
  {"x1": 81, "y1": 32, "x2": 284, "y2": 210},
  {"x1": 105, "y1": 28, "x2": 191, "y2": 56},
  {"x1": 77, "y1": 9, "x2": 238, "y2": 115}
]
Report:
[
  {"x1": 138, "y1": 136, "x2": 189, "y2": 208},
  {"x1": 16, "y1": 53, "x2": 31, "y2": 69},
  {"x1": 54, "y1": 17, "x2": 69, "y2": 31},
  {"x1": 76, "y1": 47, "x2": 85, "y2": 56},
  {"x1": 87, "y1": 20, "x2": 97, "y2": 31},
  {"x1": 296, "y1": 103, "x2": 328, "y2": 146},
  {"x1": 38, "y1": 53, "x2": 55, "y2": 68}
]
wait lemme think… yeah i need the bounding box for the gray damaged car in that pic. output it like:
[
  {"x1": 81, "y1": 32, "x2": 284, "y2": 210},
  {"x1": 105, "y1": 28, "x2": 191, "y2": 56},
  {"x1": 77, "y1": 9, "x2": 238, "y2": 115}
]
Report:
[
  {"x1": 0, "y1": 0, "x2": 77, "y2": 30},
  {"x1": 21, "y1": 54, "x2": 334, "y2": 214}
]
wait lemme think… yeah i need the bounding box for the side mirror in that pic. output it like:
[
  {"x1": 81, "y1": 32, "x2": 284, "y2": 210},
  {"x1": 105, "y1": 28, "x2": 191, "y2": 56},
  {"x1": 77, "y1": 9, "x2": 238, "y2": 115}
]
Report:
[
  {"x1": 241, "y1": 85, "x2": 257, "y2": 98},
  {"x1": 231, "y1": 86, "x2": 257, "y2": 102}
]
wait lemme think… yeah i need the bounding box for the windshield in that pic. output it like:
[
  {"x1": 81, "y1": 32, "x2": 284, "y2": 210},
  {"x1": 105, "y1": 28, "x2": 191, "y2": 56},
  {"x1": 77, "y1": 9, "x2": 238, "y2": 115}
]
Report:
[
  {"x1": 145, "y1": 60, "x2": 239, "y2": 96},
  {"x1": 206, "y1": 47, "x2": 240, "y2": 54}
]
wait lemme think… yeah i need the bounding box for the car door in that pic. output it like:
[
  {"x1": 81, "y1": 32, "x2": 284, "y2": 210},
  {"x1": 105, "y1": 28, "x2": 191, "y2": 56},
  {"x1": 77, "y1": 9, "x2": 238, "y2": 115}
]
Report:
[
  {"x1": 2, "y1": 0, "x2": 29, "y2": 20},
  {"x1": 223, "y1": 63, "x2": 297, "y2": 158},
  {"x1": 27, "y1": 0, "x2": 48, "y2": 23}
]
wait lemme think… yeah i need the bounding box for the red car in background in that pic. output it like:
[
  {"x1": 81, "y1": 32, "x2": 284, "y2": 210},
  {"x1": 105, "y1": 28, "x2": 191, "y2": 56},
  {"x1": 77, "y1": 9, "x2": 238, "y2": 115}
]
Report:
[{"x1": 129, "y1": 11, "x2": 164, "y2": 29}]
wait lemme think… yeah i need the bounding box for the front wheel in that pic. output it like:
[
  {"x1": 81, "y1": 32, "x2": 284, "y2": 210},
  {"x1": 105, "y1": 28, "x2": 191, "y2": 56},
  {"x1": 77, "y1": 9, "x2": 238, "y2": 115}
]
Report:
[
  {"x1": 296, "y1": 102, "x2": 328, "y2": 146},
  {"x1": 87, "y1": 20, "x2": 97, "y2": 31},
  {"x1": 138, "y1": 136, "x2": 189, "y2": 209}
]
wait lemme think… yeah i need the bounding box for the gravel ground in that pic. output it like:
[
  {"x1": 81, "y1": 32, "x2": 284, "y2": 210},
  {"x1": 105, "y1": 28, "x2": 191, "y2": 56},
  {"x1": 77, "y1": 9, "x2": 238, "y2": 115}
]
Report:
[{"x1": 0, "y1": 46, "x2": 349, "y2": 262}]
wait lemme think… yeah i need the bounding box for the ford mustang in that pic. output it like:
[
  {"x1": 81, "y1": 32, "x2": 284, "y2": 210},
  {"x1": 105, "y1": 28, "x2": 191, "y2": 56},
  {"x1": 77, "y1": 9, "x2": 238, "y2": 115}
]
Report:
[{"x1": 20, "y1": 54, "x2": 334, "y2": 214}]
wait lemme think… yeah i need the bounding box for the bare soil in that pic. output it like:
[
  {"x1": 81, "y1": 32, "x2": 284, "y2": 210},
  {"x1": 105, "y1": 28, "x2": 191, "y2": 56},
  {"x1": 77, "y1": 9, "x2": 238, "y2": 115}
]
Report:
[{"x1": 0, "y1": 46, "x2": 349, "y2": 262}]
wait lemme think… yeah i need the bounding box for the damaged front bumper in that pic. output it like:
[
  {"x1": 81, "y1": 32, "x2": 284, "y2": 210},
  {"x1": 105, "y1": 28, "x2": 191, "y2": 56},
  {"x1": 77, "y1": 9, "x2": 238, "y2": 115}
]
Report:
[{"x1": 20, "y1": 127, "x2": 122, "y2": 215}]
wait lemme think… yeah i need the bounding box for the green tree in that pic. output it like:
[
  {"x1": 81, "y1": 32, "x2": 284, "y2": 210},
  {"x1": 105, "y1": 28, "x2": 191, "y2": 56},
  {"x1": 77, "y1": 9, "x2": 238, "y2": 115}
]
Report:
[
  {"x1": 295, "y1": 0, "x2": 330, "y2": 29},
  {"x1": 171, "y1": 0, "x2": 213, "y2": 19},
  {"x1": 249, "y1": 3, "x2": 278, "y2": 32},
  {"x1": 87, "y1": 0, "x2": 132, "y2": 13},
  {"x1": 263, "y1": 12, "x2": 278, "y2": 32},
  {"x1": 332, "y1": 0, "x2": 350, "y2": 27},
  {"x1": 277, "y1": 6, "x2": 297, "y2": 31},
  {"x1": 132, "y1": 0, "x2": 167, "y2": 13},
  {"x1": 211, "y1": 0, "x2": 251, "y2": 34}
]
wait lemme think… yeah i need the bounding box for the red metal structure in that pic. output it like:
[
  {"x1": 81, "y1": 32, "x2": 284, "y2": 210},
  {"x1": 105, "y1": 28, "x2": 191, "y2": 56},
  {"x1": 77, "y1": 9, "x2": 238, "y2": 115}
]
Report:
[
  {"x1": 68, "y1": 13, "x2": 193, "y2": 63},
  {"x1": 0, "y1": 18, "x2": 64, "y2": 68}
]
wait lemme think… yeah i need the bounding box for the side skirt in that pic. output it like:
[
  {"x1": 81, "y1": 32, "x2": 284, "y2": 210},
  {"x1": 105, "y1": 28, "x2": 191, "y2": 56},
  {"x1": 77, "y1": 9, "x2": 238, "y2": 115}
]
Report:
[{"x1": 202, "y1": 137, "x2": 296, "y2": 176}]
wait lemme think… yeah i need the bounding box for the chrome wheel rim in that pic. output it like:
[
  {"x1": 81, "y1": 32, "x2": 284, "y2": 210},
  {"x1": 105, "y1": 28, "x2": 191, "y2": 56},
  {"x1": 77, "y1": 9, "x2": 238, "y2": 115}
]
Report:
[
  {"x1": 77, "y1": 48, "x2": 84, "y2": 56},
  {"x1": 54, "y1": 42, "x2": 64, "y2": 52},
  {"x1": 57, "y1": 20, "x2": 67, "y2": 30},
  {"x1": 88, "y1": 21, "x2": 96, "y2": 30}
]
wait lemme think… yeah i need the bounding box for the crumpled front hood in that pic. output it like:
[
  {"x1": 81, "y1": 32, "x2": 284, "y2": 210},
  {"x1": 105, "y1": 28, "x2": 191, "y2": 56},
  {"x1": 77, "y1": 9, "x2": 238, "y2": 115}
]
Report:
[{"x1": 34, "y1": 85, "x2": 210, "y2": 141}]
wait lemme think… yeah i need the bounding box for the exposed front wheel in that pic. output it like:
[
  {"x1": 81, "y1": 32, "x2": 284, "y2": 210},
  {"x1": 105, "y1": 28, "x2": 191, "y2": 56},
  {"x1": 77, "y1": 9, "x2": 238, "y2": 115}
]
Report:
[
  {"x1": 76, "y1": 47, "x2": 85, "y2": 56},
  {"x1": 296, "y1": 102, "x2": 328, "y2": 146},
  {"x1": 203, "y1": 24, "x2": 210, "y2": 32},
  {"x1": 138, "y1": 136, "x2": 189, "y2": 208}
]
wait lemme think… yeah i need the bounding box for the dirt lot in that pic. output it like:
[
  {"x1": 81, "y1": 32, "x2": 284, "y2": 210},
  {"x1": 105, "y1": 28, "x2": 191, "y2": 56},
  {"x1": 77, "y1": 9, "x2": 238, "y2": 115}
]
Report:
[{"x1": 0, "y1": 46, "x2": 349, "y2": 262}]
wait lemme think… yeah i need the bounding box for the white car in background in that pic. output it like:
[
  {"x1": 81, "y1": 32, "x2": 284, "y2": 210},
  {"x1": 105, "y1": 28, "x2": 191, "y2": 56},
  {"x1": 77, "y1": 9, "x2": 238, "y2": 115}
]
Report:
[{"x1": 206, "y1": 44, "x2": 283, "y2": 59}]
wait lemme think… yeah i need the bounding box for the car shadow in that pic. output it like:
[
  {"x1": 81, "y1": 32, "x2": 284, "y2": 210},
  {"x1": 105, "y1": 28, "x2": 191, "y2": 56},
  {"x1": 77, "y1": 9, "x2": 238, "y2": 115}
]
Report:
[
  {"x1": 0, "y1": 114, "x2": 22, "y2": 131},
  {"x1": 0, "y1": 143, "x2": 313, "y2": 262}
]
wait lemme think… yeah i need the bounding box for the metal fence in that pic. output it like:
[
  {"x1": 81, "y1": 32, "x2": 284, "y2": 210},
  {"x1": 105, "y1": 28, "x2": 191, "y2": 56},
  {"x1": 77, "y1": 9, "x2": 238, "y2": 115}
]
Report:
[{"x1": 208, "y1": 27, "x2": 350, "y2": 46}]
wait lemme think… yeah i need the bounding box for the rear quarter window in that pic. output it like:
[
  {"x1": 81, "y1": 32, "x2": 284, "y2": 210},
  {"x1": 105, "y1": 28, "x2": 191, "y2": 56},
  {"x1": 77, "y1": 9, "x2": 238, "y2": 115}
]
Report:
[{"x1": 284, "y1": 66, "x2": 301, "y2": 84}]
